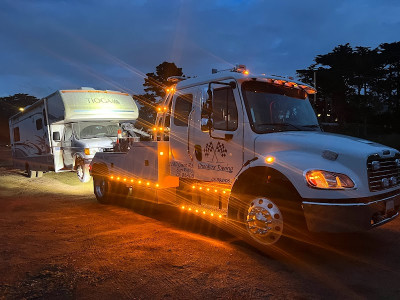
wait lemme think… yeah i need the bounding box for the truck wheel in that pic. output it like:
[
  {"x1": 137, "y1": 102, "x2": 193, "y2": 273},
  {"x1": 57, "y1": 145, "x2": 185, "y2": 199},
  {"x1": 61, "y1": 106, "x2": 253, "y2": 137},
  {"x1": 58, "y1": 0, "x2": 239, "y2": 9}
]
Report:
[
  {"x1": 232, "y1": 194, "x2": 306, "y2": 249},
  {"x1": 241, "y1": 196, "x2": 284, "y2": 246},
  {"x1": 93, "y1": 176, "x2": 113, "y2": 204},
  {"x1": 77, "y1": 161, "x2": 90, "y2": 183}
]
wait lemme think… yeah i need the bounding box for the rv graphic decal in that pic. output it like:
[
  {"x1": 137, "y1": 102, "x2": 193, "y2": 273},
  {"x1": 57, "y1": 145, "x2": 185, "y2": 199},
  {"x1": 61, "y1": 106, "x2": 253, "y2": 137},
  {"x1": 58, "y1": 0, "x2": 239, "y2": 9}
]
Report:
[{"x1": 86, "y1": 98, "x2": 120, "y2": 104}]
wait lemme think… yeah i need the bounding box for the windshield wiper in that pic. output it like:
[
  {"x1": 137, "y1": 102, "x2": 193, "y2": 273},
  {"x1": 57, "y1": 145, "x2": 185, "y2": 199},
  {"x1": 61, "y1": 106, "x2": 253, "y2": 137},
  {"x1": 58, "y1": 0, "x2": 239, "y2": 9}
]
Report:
[{"x1": 257, "y1": 122, "x2": 302, "y2": 131}]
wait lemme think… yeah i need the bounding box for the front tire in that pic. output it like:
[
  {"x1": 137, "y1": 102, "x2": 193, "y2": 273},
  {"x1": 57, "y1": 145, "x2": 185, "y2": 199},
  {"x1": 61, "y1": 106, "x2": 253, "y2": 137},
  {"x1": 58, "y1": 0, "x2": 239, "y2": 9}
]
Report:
[{"x1": 76, "y1": 160, "x2": 90, "y2": 183}]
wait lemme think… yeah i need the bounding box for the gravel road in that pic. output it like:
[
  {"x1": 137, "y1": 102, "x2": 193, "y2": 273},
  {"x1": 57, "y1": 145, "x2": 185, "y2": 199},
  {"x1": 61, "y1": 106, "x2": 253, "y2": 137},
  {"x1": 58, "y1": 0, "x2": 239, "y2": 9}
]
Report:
[{"x1": 1, "y1": 148, "x2": 400, "y2": 299}]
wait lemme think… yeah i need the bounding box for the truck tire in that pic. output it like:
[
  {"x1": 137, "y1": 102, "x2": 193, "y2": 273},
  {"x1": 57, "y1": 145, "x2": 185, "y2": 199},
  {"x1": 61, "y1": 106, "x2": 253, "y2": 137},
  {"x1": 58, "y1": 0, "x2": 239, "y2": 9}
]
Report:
[
  {"x1": 93, "y1": 176, "x2": 113, "y2": 204},
  {"x1": 231, "y1": 193, "x2": 307, "y2": 249},
  {"x1": 76, "y1": 160, "x2": 90, "y2": 183}
]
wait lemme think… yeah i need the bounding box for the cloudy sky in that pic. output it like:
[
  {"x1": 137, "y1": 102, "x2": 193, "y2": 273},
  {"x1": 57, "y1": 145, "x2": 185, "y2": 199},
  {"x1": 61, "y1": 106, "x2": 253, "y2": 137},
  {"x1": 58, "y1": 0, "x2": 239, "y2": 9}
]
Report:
[{"x1": 1, "y1": 0, "x2": 399, "y2": 98}]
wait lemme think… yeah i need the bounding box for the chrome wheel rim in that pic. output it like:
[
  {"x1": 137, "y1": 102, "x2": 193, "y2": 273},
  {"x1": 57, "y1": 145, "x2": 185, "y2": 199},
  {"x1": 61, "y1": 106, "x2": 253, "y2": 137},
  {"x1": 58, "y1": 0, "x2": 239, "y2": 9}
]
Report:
[
  {"x1": 77, "y1": 164, "x2": 84, "y2": 179},
  {"x1": 246, "y1": 197, "x2": 283, "y2": 245}
]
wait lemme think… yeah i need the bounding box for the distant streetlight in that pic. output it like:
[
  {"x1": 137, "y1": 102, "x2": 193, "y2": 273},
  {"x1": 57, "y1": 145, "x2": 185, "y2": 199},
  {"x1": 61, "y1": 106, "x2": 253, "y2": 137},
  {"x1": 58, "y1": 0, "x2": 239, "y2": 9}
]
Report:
[{"x1": 19, "y1": 107, "x2": 24, "y2": 112}]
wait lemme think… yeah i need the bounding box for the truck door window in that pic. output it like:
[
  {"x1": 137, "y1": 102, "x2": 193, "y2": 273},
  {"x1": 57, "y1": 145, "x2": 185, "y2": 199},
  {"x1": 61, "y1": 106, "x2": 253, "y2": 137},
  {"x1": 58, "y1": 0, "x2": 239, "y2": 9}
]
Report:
[
  {"x1": 174, "y1": 94, "x2": 193, "y2": 127},
  {"x1": 36, "y1": 118, "x2": 43, "y2": 131},
  {"x1": 213, "y1": 87, "x2": 238, "y2": 131}
]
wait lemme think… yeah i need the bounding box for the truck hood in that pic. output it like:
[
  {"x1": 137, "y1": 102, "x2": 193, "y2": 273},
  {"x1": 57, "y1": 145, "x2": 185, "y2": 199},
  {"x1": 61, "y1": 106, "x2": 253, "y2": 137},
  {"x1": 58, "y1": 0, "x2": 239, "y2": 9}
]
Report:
[{"x1": 254, "y1": 131, "x2": 395, "y2": 159}]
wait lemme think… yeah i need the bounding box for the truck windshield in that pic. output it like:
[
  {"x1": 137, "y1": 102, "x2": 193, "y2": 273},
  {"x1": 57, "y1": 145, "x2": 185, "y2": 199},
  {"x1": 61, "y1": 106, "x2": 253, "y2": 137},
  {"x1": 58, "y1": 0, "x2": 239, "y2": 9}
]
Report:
[
  {"x1": 241, "y1": 81, "x2": 320, "y2": 133},
  {"x1": 74, "y1": 122, "x2": 119, "y2": 139}
]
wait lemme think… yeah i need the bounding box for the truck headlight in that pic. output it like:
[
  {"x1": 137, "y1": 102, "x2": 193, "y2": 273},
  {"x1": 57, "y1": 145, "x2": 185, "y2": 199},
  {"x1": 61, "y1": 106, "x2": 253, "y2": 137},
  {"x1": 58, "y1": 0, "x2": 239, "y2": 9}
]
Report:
[{"x1": 305, "y1": 170, "x2": 355, "y2": 189}]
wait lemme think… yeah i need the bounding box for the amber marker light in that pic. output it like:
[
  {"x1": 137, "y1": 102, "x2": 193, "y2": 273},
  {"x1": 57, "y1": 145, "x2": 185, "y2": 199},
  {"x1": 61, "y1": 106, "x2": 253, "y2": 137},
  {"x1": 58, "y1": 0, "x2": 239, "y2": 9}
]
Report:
[
  {"x1": 146, "y1": 182, "x2": 150, "y2": 186},
  {"x1": 199, "y1": 187, "x2": 202, "y2": 190},
  {"x1": 243, "y1": 70, "x2": 250, "y2": 75},
  {"x1": 153, "y1": 127, "x2": 157, "y2": 131},
  {"x1": 188, "y1": 207, "x2": 192, "y2": 211},
  {"x1": 138, "y1": 180, "x2": 142, "y2": 184},
  {"x1": 211, "y1": 213, "x2": 214, "y2": 217},
  {"x1": 206, "y1": 188, "x2": 210, "y2": 191},
  {"x1": 195, "y1": 209, "x2": 199, "y2": 213},
  {"x1": 214, "y1": 189, "x2": 218, "y2": 192},
  {"x1": 123, "y1": 178, "x2": 127, "y2": 182},
  {"x1": 159, "y1": 151, "x2": 164, "y2": 156},
  {"x1": 203, "y1": 211, "x2": 206, "y2": 214},
  {"x1": 156, "y1": 183, "x2": 159, "y2": 188},
  {"x1": 222, "y1": 191, "x2": 226, "y2": 194},
  {"x1": 265, "y1": 156, "x2": 275, "y2": 164},
  {"x1": 181, "y1": 206, "x2": 185, "y2": 209},
  {"x1": 219, "y1": 215, "x2": 222, "y2": 218},
  {"x1": 159, "y1": 127, "x2": 163, "y2": 131},
  {"x1": 110, "y1": 176, "x2": 114, "y2": 180},
  {"x1": 117, "y1": 177, "x2": 120, "y2": 181},
  {"x1": 131, "y1": 179, "x2": 134, "y2": 183},
  {"x1": 19, "y1": 107, "x2": 25, "y2": 112},
  {"x1": 192, "y1": 185, "x2": 195, "y2": 189}
]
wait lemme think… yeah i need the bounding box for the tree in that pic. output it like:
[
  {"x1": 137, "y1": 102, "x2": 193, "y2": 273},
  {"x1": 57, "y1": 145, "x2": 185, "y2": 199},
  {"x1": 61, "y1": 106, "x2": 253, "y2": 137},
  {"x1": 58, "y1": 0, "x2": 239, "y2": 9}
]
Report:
[{"x1": 135, "y1": 62, "x2": 184, "y2": 130}]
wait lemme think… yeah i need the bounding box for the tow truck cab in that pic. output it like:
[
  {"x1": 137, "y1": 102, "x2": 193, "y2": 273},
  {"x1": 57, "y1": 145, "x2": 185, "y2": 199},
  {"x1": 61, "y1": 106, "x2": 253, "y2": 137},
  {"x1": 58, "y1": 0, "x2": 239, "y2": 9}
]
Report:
[{"x1": 91, "y1": 66, "x2": 400, "y2": 247}]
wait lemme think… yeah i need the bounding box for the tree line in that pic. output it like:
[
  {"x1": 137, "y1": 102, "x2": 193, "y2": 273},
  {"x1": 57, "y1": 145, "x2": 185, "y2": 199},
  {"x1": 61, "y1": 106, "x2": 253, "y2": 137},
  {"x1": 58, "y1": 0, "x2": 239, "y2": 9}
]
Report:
[{"x1": 296, "y1": 42, "x2": 400, "y2": 136}]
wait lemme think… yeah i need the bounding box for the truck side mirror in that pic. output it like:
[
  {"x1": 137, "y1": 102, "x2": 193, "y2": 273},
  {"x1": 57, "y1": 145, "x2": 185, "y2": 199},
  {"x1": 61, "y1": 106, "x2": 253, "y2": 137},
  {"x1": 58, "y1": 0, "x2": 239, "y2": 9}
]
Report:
[
  {"x1": 53, "y1": 131, "x2": 61, "y2": 141},
  {"x1": 201, "y1": 118, "x2": 212, "y2": 132}
]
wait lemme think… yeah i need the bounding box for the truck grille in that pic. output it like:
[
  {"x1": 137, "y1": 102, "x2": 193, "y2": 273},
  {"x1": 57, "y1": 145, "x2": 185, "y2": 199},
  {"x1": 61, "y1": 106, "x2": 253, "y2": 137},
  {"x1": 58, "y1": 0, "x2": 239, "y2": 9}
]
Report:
[{"x1": 367, "y1": 154, "x2": 400, "y2": 192}]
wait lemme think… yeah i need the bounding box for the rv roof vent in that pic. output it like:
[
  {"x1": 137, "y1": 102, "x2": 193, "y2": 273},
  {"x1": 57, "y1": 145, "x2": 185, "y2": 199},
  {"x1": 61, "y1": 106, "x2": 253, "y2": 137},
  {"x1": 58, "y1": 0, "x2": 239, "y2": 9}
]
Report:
[{"x1": 80, "y1": 87, "x2": 95, "y2": 90}]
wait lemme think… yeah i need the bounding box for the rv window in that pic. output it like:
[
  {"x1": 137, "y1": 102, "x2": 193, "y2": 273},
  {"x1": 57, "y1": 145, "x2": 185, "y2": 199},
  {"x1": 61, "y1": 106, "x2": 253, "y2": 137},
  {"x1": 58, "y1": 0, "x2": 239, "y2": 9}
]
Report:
[
  {"x1": 14, "y1": 127, "x2": 20, "y2": 142},
  {"x1": 36, "y1": 118, "x2": 43, "y2": 131},
  {"x1": 212, "y1": 87, "x2": 238, "y2": 131},
  {"x1": 174, "y1": 94, "x2": 193, "y2": 127}
]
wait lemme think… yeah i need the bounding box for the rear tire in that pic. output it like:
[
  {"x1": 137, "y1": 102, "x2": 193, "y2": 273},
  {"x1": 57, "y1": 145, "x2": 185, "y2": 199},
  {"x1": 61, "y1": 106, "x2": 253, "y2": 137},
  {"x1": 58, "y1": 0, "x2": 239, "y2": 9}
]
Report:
[{"x1": 93, "y1": 176, "x2": 113, "y2": 204}]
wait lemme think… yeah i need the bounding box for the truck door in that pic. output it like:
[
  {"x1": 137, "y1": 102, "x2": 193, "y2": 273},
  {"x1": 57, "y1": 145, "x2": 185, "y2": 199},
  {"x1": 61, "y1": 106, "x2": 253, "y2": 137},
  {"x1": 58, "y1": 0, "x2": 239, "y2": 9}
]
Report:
[
  {"x1": 189, "y1": 82, "x2": 243, "y2": 184},
  {"x1": 169, "y1": 89, "x2": 196, "y2": 179}
]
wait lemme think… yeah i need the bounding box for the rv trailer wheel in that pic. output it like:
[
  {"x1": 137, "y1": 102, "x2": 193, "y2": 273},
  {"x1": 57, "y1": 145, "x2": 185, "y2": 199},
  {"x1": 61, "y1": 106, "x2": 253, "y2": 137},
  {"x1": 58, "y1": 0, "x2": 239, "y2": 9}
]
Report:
[{"x1": 76, "y1": 160, "x2": 90, "y2": 183}]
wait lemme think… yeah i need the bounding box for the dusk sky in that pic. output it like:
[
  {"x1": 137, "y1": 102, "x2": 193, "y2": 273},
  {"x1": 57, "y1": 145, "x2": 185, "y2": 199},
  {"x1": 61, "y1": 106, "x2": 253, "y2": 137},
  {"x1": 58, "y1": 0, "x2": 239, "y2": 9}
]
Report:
[{"x1": 1, "y1": 0, "x2": 399, "y2": 98}]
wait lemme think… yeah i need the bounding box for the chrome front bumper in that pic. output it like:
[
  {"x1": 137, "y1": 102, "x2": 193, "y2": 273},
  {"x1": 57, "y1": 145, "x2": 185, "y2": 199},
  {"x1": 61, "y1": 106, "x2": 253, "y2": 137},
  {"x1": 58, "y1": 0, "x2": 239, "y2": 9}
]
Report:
[{"x1": 302, "y1": 192, "x2": 400, "y2": 232}]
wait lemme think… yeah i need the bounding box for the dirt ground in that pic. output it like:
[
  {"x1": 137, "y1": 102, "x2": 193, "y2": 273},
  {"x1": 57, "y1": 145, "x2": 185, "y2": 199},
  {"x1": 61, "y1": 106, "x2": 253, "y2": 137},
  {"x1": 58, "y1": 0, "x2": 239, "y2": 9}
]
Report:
[{"x1": 1, "y1": 146, "x2": 400, "y2": 299}]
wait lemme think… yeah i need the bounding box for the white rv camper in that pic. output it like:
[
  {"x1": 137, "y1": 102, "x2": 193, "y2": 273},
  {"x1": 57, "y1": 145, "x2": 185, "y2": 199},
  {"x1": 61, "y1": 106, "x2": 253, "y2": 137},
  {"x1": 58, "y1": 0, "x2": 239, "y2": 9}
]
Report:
[{"x1": 9, "y1": 88, "x2": 139, "y2": 182}]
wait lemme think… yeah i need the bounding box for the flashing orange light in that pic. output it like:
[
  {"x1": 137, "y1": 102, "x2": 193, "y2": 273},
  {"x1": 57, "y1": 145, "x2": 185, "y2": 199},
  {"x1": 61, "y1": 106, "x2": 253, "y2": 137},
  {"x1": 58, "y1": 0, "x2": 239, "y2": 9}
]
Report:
[
  {"x1": 138, "y1": 180, "x2": 142, "y2": 184},
  {"x1": 153, "y1": 127, "x2": 157, "y2": 131},
  {"x1": 110, "y1": 176, "x2": 114, "y2": 180},
  {"x1": 195, "y1": 209, "x2": 199, "y2": 213},
  {"x1": 265, "y1": 156, "x2": 275, "y2": 164},
  {"x1": 123, "y1": 178, "x2": 127, "y2": 182},
  {"x1": 243, "y1": 70, "x2": 249, "y2": 75},
  {"x1": 159, "y1": 127, "x2": 163, "y2": 131},
  {"x1": 199, "y1": 187, "x2": 202, "y2": 190},
  {"x1": 214, "y1": 189, "x2": 218, "y2": 192},
  {"x1": 222, "y1": 191, "x2": 226, "y2": 194},
  {"x1": 181, "y1": 205, "x2": 185, "y2": 209},
  {"x1": 117, "y1": 177, "x2": 120, "y2": 181},
  {"x1": 203, "y1": 211, "x2": 206, "y2": 214},
  {"x1": 159, "y1": 151, "x2": 164, "y2": 156},
  {"x1": 188, "y1": 207, "x2": 192, "y2": 211},
  {"x1": 156, "y1": 183, "x2": 159, "y2": 187},
  {"x1": 206, "y1": 188, "x2": 210, "y2": 191},
  {"x1": 219, "y1": 215, "x2": 222, "y2": 218},
  {"x1": 166, "y1": 88, "x2": 170, "y2": 93},
  {"x1": 131, "y1": 179, "x2": 134, "y2": 183},
  {"x1": 192, "y1": 185, "x2": 195, "y2": 189},
  {"x1": 146, "y1": 182, "x2": 150, "y2": 186},
  {"x1": 163, "y1": 106, "x2": 168, "y2": 111},
  {"x1": 157, "y1": 107, "x2": 161, "y2": 112},
  {"x1": 211, "y1": 213, "x2": 214, "y2": 217}
]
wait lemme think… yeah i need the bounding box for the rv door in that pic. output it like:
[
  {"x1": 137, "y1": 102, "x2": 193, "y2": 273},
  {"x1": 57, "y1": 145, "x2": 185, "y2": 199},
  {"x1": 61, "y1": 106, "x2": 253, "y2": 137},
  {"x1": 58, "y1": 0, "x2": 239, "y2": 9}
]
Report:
[{"x1": 62, "y1": 123, "x2": 74, "y2": 168}]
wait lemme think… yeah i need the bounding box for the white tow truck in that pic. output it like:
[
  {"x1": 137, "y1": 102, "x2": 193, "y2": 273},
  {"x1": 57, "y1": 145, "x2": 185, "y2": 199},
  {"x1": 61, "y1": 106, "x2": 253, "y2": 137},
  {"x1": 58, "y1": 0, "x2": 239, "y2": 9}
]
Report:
[{"x1": 90, "y1": 65, "x2": 400, "y2": 247}]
